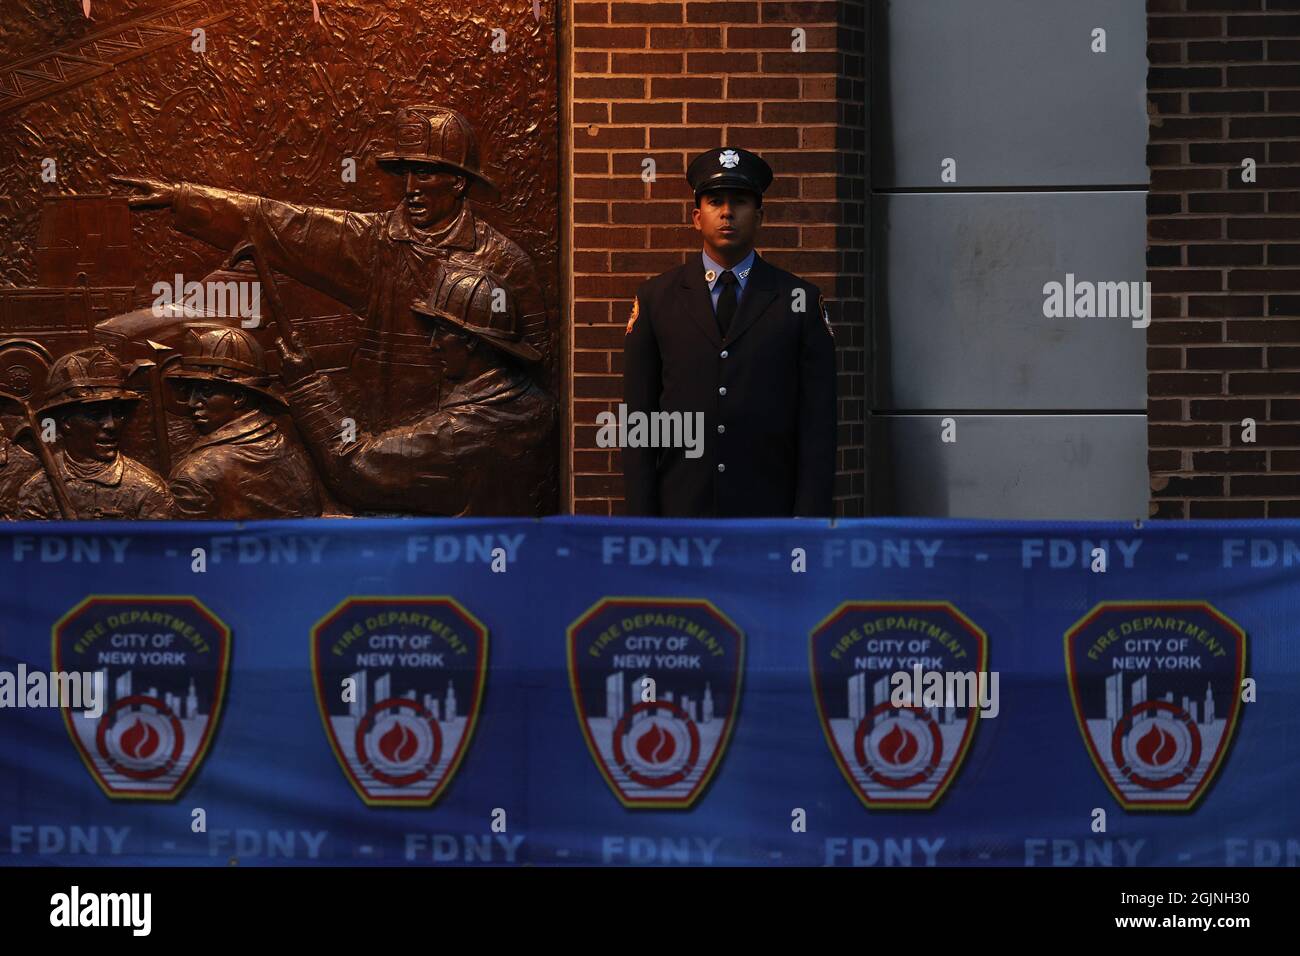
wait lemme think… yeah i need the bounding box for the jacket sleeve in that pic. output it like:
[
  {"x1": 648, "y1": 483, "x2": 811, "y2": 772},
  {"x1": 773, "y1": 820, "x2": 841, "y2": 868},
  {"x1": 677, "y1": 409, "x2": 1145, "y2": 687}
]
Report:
[
  {"x1": 16, "y1": 472, "x2": 56, "y2": 520},
  {"x1": 621, "y1": 289, "x2": 661, "y2": 515},
  {"x1": 167, "y1": 457, "x2": 216, "y2": 519},
  {"x1": 492, "y1": 244, "x2": 551, "y2": 370},
  {"x1": 793, "y1": 284, "x2": 838, "y2": 517},
  {"x1": 168, "y1": 476, "x2": 213, "y2": 519},
  {"x1": 172, "y1": 183, "x2": 379, "y2": 312},
  {"x1": 136, "y1": 484, "x2": 177, "y2": 520},
  {"x1": 284, "y1": 372, "x2": 465, "y2": 515}
]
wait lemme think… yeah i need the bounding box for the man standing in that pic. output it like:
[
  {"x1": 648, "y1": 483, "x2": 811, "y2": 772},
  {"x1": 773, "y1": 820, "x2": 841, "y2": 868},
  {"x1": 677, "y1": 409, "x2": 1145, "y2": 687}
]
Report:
[
  {"x1": 17, "y1": 347, "x2": 173, "y2": 519},
  {"x1": 112, "y1": 105, "x2": 549, "y2": 429},
  {"x1": 276, "y1": 264, "x2": 556, "y2": 516},
  {"x1": 621, "y1": 147, "x2": 838, "y2": 517},
  {"x1": 164, "y1": 325, "x2": 322, "y2": 519}
]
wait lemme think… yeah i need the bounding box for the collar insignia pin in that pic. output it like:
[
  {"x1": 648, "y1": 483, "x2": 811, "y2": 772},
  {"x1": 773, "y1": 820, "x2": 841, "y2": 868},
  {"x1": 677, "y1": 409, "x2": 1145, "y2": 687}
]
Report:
[{"x1": 705, "y1": 269, "x2": 716, "y2": 283}]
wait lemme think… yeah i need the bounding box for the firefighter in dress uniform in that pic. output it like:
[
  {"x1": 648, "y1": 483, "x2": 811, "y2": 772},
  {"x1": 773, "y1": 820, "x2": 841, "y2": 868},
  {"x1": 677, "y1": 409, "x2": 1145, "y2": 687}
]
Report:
[{"x1": 622, "y1": 147, "x2": 837, "y2": 517}]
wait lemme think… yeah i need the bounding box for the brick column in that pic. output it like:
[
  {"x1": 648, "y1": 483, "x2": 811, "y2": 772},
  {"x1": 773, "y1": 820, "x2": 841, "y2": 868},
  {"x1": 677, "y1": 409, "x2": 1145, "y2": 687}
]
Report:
[
  {"x1": 1147, "y1": 0, "x2": 1300, "y2": 518},
  {"x1": 566, "y1": 0, "x2": 867, "y2": 515}
]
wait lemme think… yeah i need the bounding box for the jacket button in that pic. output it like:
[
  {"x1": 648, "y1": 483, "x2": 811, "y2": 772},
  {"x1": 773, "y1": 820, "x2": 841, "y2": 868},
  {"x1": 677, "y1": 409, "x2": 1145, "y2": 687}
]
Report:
[
  {"x1": 717, "y1": 463, "x2": 725, "y2": 473},
  {"x1": 717, "y1": 424, "x2": 725, "y2": 434},
  {"x1": 718, "y1": 386, "x2": 727, "y2": 396},
  {"x1": 720, "y1": 350, "x2": 728, "y2": 359}
]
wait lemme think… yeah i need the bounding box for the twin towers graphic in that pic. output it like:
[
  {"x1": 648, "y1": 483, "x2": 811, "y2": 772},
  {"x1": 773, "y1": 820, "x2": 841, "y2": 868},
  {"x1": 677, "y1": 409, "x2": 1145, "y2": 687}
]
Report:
[
  {"x1": 84, "y1": 670, "x2": 206, "y2": 725},
  {"x1": 346, "y1": 669, "x2": 458, "y2": 723},
  {"x1": 1103, "y1": 671, "x2": 1217, "y2": 731},
  {"x1": 603, "y1": 670, "x2": 716, "y2": 725},
  {"x1": 848, "y1": 671, "x2": 962, "y2": 727}
]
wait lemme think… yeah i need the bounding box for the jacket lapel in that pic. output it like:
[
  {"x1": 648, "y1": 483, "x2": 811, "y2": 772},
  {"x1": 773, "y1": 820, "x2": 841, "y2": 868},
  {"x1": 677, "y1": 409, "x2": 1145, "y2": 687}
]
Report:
[
  {"x1": 679, "y1": 255, "x2": 722, "y2": 348},
  {"x1": 723, "y1": 252, "x2": 779, "y2": 347}
]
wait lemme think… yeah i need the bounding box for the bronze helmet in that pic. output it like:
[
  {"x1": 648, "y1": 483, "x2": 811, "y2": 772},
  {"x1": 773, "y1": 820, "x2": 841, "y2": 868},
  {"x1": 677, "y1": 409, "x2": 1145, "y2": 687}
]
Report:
[
  {"x1": 164, "y1": 324, "x2": 288, "y2": 410},
  {"x1": 36, "y1": 346, "x2": 140, "y2": 415},
  {"x1": 377, "y1": 105, "x2": 499, "y2": 201},
  {"x1": 412, "y1": 263, "x2": 541, "y2": 365}
]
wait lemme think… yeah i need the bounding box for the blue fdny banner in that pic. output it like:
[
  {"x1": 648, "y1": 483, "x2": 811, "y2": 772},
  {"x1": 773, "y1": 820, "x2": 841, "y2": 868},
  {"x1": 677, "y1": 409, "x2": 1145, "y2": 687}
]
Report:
[{"x1": 0, "y1": 517, "x2": 1297, "y2": 867}]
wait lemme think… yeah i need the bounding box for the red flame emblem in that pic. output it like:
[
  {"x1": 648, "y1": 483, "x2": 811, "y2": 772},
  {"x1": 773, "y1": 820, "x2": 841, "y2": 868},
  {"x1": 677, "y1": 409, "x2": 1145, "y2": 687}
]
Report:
[
  {"x1": 879, "y1": 722, "x2": 919, "y2": 766},
  {"x1": 379, "y1": 720, "x2": 418, "y2": 764},
  {"x1": 1135, "y1": 722, "x2": 1177, "y2": 767},
  {"x1": 120, "y1": 718, "x2": 160, "y2": 760},
  {"x1": 635, "y1": 722, "x2": 676, "y2": 765}
]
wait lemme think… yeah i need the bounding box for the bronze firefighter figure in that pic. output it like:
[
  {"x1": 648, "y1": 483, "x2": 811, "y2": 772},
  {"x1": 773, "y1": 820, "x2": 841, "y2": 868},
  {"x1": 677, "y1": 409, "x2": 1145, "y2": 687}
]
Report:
[
  {"x1": 275, "y1": 263, "x2": 557, "y2": 516},
  {"x1": 17, "y1": 347, "x2": 173, "y2": 520},
  {"x1": 112, "y1": 105, "x2": 549, "y2": 431},
  {"x1": 0, "y1": 420, "x2": 41, "y2": 519},
  {"x1": 164, "y1": 325, "x2": 323, "y2": 519}
]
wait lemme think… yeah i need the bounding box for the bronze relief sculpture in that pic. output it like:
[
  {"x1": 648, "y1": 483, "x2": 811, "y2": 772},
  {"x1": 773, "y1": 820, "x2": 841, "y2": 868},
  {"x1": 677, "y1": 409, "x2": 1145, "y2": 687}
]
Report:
[
  {"x1": 1, "y1": 0, "x2": 560, "y2": 522},
  {"x1": 278, "y1": 262, "x2": 557, "y2": 516},
  {"x1": 14, "y1": 346, "x2": 173, "y2": 520},
  {"x1": 165, "y1": 325, "x2": 323, "y2": 519},
  {"x1": 110, "y1": 105, "x2": 551, "y2": 433}
]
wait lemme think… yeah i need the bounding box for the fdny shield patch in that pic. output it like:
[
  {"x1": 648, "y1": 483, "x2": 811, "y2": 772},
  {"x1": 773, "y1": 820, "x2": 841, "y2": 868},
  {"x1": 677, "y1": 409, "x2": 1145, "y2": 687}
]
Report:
[
  {"x1": 625, "y1": 296, "x2": 640, "y2": 335},
  {"x1": 1065, "y1": 601, "x2": 1246, "y2": 811},
  {"x1": 810, "y1": 601, "x2": 988, "y2": 810},
  {"x1": 311, "y1": 596, "x2": 488, "y2": 807},
  {"x1": 53, "y1": 595, "x2": 231, "y2": 801},
  {"x1": 568, "y1": 597, "x2": 743, "y2": 809}
]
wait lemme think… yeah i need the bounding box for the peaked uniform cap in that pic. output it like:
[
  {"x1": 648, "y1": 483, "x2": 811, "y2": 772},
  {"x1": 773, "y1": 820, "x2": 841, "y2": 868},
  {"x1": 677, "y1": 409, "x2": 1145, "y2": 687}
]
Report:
[{"x1": 687, "y1": 147, "x2": 774, "y2": 200}]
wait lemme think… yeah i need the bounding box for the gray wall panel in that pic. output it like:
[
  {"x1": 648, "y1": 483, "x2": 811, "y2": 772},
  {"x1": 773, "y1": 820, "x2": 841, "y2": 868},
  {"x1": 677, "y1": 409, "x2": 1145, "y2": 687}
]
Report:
[
  {"x1": 871, "y1": 415, "x2": 1150, "y2": 519},
  {"x1": 872, "y1": 0, "x2": 1149, "y2": 188},
  {"x1": 874, "y1": 191, "x2": 1147, "y2": 411}
]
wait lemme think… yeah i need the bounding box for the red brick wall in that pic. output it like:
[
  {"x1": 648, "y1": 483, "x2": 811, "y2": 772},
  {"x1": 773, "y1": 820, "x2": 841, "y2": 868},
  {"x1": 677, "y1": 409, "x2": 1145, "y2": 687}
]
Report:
[
  {"x1": 564, "y1": 0, "x2": 867, "y2": 515},
  {"x1": 1147, "y1": 0, "x2": 1300, "y2": 518}
]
